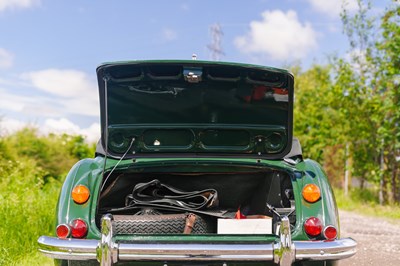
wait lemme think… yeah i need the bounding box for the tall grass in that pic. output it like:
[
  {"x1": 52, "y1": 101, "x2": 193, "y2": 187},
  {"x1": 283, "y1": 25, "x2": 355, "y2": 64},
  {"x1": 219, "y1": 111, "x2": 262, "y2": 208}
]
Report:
[
  {"x1": 0, "y1": 159, "x2": 61, "y2": 265},
  {"x1": 0, "y1": 128, "x2": 95, "y2": 265},
  {"x1": 335, "y1": 188, "x2": 400, "y2": 220}
]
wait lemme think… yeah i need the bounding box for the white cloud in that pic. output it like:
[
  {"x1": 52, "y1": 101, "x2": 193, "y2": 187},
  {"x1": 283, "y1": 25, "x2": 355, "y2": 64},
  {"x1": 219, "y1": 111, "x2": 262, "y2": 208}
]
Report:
[
  {"x1": 0, "y1": 117, "x2": 25, "y2": 135},
  {"x1": 1, "y1": 68, "x2": 99, "y2": 142},
  {"x1": 306, "y1": 0, "x2": 359, "y2": 18},
  {"x1": 0, "y1": 87, "x2": 54, "y2": 114},
  {"x1": 0, "y1": 0, "x2": 40, "y2": 12},
  {"x1": 21, "y1": 69, "x2": 96, "y2": 98},
  {"x1": 0, "y1": 117, "x2": 100, "y2": 143},
  {"x1": 162, "y1": 28, "x2": 178, "y2": 41},
  {"x1": 0, "y1": 88, "x2": 27, "y2": 112},
  {"x1": 235, "y1": 10, "x2": 317, "y2": 61},
  {"x1": 43, "y1": 118, "x2": 100, "y2": 143},
  {"x1": 43, "y1": 118, "x2": 82, "y2": 137},
  {"x1": 79, "y1": 122, "x2": 101, "y2": 143},
  {"x1": 0, "y1": 48, "x2": 14, "y2": 68},
  {"x1": 21, "y1": 69, "x2": 99, "y2": 117},
  {"x1": 62, "y1": 97, "x2": 98, "y2": 117}
]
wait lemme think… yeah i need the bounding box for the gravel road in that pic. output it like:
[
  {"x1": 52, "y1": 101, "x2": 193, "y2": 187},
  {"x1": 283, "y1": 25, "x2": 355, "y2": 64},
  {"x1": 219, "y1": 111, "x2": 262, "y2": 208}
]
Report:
[{"x1": 338, "y1": 210, "x2": 400, "y2": 265}]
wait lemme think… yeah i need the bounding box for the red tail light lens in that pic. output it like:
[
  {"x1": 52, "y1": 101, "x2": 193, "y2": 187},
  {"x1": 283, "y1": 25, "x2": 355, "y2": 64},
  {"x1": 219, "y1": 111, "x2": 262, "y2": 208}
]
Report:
[
  {"x1": 304, "y1": 217, "x2": 322, "y2": 237},
  {"x1": 70, "y1": 219, "x2": 88, "y2": 238},
  {"x1": 323, "y1": 225, "x2": 337, "y2": 240},
  {"x1": 56, "y1": 224, "x2": 70, "y2": 239}
]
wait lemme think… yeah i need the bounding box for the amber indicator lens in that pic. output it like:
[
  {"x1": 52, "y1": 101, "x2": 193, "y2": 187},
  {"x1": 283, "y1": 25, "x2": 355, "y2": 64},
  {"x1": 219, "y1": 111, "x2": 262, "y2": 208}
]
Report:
[
  {"x1": 302, "y1": 184, "x2": 321, "y2": 203},
  {"x1": 56, "y1": 224, "x2": 70, "y2": 239},
  {"x1": 71, "y1": 185, "x2": 90, "y2": 204},
  {"x1": 323, "y1": 225, "x2": 338, "y2": 240},
  {"x1": 304, "y1": 217, "x2": 323, "y2": 237},
  {"x1": 70, "y1": 219, "x2": 88, "y2": 238}
]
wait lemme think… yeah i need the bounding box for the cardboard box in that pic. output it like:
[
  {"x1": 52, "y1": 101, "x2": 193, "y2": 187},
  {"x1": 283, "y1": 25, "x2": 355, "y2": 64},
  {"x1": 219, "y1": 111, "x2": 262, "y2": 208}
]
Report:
[{"x1": 217, "y1": 218, "x2": 272, "y2": 234}]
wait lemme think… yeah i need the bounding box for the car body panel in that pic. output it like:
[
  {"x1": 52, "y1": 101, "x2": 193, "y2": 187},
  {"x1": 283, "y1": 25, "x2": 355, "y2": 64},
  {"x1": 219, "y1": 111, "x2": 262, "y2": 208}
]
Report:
[
  {"x1": 39, "y1": 60, "x2": 356, "y2": 265},
  {"x1": 56, "y1": 157, "x2": 338, "y2": 241}
]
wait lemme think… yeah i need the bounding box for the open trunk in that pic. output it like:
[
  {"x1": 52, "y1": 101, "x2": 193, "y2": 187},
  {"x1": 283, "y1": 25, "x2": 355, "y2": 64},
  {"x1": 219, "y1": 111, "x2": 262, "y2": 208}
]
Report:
[{"x1": 96, "y1": 165, "x2": 296, "y2": 235}]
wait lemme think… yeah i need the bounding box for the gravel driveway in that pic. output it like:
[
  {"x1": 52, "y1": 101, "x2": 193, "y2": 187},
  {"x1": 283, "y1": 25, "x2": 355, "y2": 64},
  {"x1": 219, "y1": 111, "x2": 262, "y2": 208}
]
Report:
[{"x1": 338, "y1": 210, "x2": 400, "y2": 265}]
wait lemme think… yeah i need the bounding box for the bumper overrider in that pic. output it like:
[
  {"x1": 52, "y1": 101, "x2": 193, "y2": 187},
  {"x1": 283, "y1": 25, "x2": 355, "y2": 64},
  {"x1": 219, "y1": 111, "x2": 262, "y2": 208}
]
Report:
[{"x1": 38, "y1": 215, "x2": 356, "y2": 266}]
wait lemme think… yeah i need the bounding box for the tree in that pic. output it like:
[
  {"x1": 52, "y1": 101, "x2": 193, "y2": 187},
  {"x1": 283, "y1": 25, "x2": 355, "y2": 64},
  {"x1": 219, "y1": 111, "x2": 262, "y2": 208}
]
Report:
[
  {"x1": 373, "y1": 3, "x2": 400, "y2": 202},
  {"x1": 337, "y1": 0, "x2": 400, "y2": 203},
  {"x1": 293, "y1": 64, "x2": 345, "y2": 186}
]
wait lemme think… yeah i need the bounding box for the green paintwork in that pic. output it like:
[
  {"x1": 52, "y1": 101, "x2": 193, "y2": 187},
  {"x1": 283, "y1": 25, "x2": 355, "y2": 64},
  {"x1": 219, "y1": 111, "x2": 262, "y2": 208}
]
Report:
[{"x1": 55, "y1": 156, "x2": 338, "y2": 242}]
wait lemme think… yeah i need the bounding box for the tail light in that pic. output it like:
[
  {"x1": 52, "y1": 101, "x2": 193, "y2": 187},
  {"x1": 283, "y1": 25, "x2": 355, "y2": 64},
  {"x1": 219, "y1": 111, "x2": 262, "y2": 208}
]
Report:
[
  {"x1": 302, "y1": 184, "x2": 321, "y2": 203},
  {"x1": 70, "y1": 219, "x2": 88, "y2": 238},
  {"x1": 56, "y1": 224, "x2": 70, "y2": 239},
  {"x1": 71, "y1": 185, "x2": 90, "y2": 204},
  {"x1": 304, "y1": 217, "x2": 322, "y2": 237},
  {"x1": 323, "y1": 225, "x2": 338, "y2": 240}
]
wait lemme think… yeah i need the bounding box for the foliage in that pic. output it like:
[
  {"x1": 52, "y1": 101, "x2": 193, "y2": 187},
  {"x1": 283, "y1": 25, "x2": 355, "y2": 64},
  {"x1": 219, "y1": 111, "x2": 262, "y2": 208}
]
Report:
[
  {"x1": 0, "y1": 127, "x2": 95, "y2": 265},
  {"x1": 293, "y1": 65, "x2": 337, "y2": 162},
  {"x1": 336, "y1": 0, "x2": 400, "y2": 202},
  {"x1": 373, "y1": 3, "x2": 400, "y2": 202},
  {"x1": 294, "y1": 0, "x2": 400, "y2": 203},
  {"x1": 335, "y1": 188, "x2": 400, "y2": 220},
  {"x1": 0, "y1": 159, "x2": 60, "y2": 265},
  {"x1": 3, "y1": 128, "x2": 95, "y2": 180}
]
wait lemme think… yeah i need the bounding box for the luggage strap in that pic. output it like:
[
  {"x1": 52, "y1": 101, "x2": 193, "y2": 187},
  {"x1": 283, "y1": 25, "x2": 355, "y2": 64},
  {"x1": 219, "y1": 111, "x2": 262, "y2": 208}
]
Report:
[
  {"x1": 125, "y1": 179, "x2": 219, "y2": 210},
  {"x1": 104, "y1": 179, "x2": 235, "y2": 218}
]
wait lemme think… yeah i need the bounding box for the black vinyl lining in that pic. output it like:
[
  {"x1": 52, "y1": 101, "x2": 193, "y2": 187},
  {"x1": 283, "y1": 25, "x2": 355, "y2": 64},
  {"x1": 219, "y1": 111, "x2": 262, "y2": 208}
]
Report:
[{"x1": 98, "y1": 171, "x2": 292, "y2": 214}]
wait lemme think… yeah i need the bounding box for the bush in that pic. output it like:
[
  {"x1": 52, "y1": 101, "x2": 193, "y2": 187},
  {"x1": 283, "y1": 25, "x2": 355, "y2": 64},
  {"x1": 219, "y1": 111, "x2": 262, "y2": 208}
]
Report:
[
  {"x1": 4, "y1": 128, "x2": 95, "y2": 180},
  {"x1": 0, "y1": 128, "x2": 95, "y2": 264}
]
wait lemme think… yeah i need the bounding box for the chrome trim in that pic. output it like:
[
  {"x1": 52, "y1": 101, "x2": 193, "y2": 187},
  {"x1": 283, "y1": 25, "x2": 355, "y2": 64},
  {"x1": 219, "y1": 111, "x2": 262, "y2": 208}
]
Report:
[
  {"x1": 38, "y1": 236, "x2": 356, "y2": 264},
  {"x1": 38, "y1": 214, "x2": 357, "y2": 265},
  {"x1": 274, "y1": 216, "x2": 295, "y2": 266},
  {"x1": 38, "y1": 236, "x2": 98, "y2": 260},
  {"x1": 97, "y1": 214, "x2": 118, "y2": 265},
  {"x1": 295, "y1": 238, "x2": 356, "y2": 260},
  {"x1": 118, "y1": 243, "x2": 275, "y2": 261}
]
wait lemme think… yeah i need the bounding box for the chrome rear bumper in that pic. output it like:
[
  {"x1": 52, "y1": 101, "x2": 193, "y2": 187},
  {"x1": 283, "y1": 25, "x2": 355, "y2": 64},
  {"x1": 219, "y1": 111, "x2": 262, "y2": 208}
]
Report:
[{"x1": 38, "y1": 215, "x2": 356, "y2": 266}]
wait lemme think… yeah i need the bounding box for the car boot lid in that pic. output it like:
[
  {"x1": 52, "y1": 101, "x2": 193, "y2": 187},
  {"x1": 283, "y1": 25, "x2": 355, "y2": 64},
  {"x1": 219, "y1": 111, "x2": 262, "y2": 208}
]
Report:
[{"x1": 96, "y1": 60, "x2": 294, "y2": 159}]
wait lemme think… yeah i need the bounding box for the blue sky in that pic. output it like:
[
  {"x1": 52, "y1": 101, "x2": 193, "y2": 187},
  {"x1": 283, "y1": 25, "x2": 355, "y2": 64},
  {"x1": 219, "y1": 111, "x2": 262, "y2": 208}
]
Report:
[{"x1": 0, "y1": 0, "x2": 389, "y2": 142}]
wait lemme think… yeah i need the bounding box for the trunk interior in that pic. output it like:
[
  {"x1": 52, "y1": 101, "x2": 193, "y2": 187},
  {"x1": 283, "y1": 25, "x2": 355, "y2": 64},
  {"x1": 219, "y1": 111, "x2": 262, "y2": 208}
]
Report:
[{"x1": 96, "y1": 166, "x2": 296, "y2": 235}]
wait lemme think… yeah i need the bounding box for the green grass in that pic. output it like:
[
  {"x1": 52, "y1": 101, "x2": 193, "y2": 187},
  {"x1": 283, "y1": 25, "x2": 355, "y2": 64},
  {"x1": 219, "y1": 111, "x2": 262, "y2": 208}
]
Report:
[
  {"x1": 335, "y1": 187, "x2": 400, "y2": 220},
  {"x1": 0, "y1": 159, "x2": 62, "y2": 265},
  {"x1": 0, "y1": 130, "x2": 95, "y2": 265}
]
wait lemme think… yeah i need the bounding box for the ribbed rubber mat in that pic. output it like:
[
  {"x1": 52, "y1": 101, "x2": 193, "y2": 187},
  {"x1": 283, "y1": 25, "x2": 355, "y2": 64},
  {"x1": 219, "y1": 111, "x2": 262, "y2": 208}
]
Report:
[{"x1": 113, "y1": 213, "x2": 210, "y2": 234}]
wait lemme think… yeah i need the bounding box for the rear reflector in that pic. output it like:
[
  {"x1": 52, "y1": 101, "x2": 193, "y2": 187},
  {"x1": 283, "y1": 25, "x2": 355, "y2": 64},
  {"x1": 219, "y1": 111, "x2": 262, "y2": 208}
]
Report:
[
  {"x1": 56, "y1": 224, "x2": 70, "y2": 239},
  {"x1": 323, "y1": 225, "x2": 338, "y2": 240},
  {"x1": 70, "y1": 219, "x2": 88, "y2": 238},
  {"x1": 304, "y1": 217, "x2": 322, "y2": 237}
]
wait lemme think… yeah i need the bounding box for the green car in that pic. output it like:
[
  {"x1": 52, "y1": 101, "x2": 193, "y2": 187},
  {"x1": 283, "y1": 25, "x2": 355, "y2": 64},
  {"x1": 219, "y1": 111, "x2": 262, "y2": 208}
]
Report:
[{"x1": 38, "y1": 60, "x2": 357, "y2": 266}]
